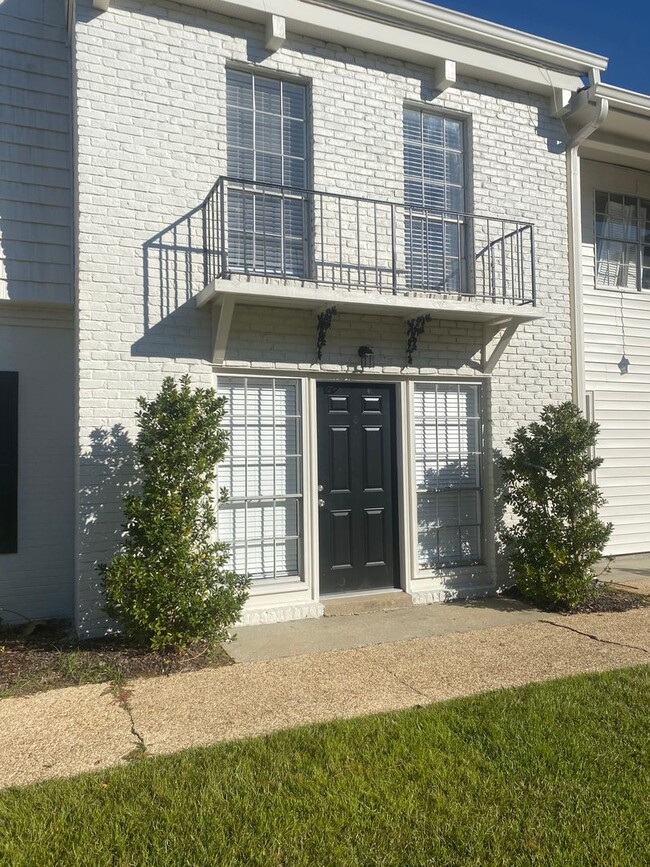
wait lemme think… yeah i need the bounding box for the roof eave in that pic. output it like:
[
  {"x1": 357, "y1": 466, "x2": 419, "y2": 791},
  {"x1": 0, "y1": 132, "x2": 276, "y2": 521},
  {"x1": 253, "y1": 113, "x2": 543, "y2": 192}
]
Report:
[
  {"x1": 319, "y1": 0, "x2": 608, "y2": 74},
  {"x1": 129, "y1": 0, "x2": 607, "y2": 94}
]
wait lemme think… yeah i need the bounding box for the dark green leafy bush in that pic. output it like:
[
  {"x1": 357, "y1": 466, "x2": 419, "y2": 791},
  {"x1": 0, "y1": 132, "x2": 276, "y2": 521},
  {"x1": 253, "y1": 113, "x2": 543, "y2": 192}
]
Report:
[
  {"x1": 100, "y1": 375, "x2": 249, "y2": 651},
  {"x1": 498, "y1": 402, "x2": 612, "y2": 609}
]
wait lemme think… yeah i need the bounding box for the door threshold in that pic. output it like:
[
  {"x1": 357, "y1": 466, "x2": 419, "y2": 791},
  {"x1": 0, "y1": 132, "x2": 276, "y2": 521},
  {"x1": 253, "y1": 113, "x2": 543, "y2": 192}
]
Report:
[
  {"x1": 323, "y1": 588, "x2": 405, "y2": 600},
  {"x1": 322, "y1": 590, "x2": 413, "y2": 617}
]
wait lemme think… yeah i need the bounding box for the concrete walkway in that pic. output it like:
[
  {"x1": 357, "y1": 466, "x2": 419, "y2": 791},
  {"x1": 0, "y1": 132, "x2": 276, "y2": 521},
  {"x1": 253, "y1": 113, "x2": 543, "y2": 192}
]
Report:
[
  {"x1": 599, "y1": 552, "x2": 650, "y2": 595},
  {"x1": 229, "y1": 596, "x2": 544, "y2": 663},
  {"x1": 0, "y1": 606, "x2": 648, "y2": 790}
]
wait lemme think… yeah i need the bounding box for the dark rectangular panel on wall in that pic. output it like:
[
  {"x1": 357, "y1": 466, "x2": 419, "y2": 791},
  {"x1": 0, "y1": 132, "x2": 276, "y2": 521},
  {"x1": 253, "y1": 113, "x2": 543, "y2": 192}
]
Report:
[{"x1": 0, "y1": 372, "x2": 18, "y2": 554}]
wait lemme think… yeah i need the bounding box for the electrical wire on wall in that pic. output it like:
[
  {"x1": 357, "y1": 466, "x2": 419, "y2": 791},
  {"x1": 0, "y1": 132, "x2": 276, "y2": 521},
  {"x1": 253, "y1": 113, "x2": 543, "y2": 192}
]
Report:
[{"x1": 617, "y1": 290, "x2": 630, "y2": 375}]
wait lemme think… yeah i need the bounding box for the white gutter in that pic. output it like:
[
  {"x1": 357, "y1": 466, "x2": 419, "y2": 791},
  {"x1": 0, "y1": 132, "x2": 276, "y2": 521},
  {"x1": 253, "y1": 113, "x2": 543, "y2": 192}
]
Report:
[
  {"x1": 316, "y1": 0, "x2": 608, "y2": 73},
  {"x1": 595, "y1": 83, "x2": 650, "y2": 117},
  {"x1": 563, "y1": 89, "x2": 609, "y2": 410}
]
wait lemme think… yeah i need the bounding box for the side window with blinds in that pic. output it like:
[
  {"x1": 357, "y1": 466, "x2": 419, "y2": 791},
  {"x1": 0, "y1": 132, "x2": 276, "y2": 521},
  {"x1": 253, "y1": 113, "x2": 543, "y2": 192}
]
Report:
[
  {"x1": 0, "y1": 372, "x2": 18, "y2": 554},
  {"x1": 595, "y1": 191, "x2": 650, "y2": 290},
  {"x1": 217, "y1": 376, "x2": 303, "y2": 581},
  {"x1": 226, "y1": 69, "x2": 310, "y2": 277},
  {"x1": 403, "y1": 108, "x2": 466, "y2": 294},
  {"x1": 414, "y1": 383, "x2": 482, "y2": 569}
]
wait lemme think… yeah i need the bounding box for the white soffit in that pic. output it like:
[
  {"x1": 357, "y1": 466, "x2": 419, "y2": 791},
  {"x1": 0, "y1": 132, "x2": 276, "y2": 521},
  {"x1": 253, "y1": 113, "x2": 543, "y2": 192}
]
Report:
[{"x1": 170, "y1": 0, "x2": 606, "y2": 94}]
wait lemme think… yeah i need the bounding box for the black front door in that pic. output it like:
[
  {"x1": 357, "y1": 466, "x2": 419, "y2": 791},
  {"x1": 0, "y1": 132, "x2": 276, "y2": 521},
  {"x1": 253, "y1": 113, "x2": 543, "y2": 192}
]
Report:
[{"x1": 317, "y1": 382, "x2": 399, "y2": 595}]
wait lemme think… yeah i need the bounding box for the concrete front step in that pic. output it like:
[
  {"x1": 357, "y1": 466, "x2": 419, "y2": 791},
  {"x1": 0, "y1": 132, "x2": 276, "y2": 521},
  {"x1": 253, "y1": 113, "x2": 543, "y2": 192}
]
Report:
[{"x1": 322, "y1": 591, "x2": 413, "y2": 617}]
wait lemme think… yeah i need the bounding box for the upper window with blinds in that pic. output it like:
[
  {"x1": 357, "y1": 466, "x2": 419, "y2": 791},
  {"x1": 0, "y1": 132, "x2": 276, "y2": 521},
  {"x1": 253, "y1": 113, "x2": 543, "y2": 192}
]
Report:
[
  {"x1": 403, "y1": 109, "x2": 465, "y2": 213},
  {"x1": 403, "y1": 109, "x2": 466, "y2": 293},
  {"x1": 226, "y1": 69, "x2": 309, "y2": 188},
  {"x1": 226, "y1": 70, "x2": 310, "y2": 277},
  {"x1": 595, "y1": 191, "x2": 650, "y2": 291}
]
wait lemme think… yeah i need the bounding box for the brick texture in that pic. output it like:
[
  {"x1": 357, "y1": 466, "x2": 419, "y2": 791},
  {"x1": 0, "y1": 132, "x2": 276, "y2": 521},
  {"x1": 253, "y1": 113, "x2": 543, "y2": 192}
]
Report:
[{"x1": 74, "y1": 0, "x2": 572, "y2": 633}]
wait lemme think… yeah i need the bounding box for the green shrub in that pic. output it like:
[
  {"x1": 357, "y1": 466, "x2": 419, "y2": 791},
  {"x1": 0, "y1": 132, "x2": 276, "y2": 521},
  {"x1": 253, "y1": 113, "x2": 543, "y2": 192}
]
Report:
[
  {"x1": 99, "y1": 375, "x2": 249, "y2": 651},
  {"x1": 498, "y1": 402, "x2": 612, "y2": 609}
]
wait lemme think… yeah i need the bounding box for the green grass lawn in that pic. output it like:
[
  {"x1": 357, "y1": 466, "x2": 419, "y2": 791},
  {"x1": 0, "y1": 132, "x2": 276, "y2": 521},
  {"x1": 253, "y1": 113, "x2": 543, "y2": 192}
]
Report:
[{"x1": 1, "y1": 667, "x2": 648, "y2": 866}]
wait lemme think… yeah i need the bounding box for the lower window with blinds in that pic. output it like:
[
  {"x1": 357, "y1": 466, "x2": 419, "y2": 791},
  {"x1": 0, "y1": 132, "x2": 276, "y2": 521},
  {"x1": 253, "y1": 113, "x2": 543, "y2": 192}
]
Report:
[
  {"x1": 217, "y1": 376, "x2": 303, "y2": 582},
  {"x1": 414, "y1": 383, "x2": 482, "y2": 569}
]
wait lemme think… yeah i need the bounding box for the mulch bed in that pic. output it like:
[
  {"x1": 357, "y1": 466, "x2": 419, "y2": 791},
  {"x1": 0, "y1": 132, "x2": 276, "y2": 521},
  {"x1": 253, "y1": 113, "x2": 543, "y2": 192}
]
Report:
[
  {"x1": 2, "y1": 585, "x2": 647, "y2": 698},
  {"x1": 0, "y1": 621, "x2": 233, "y2": 697},
  {"x1": 503, "y1": 584, "x2": 649, "y2": 615},
  {"x1": 566, "y1": 587, "x2": 648, "y2": 614}
]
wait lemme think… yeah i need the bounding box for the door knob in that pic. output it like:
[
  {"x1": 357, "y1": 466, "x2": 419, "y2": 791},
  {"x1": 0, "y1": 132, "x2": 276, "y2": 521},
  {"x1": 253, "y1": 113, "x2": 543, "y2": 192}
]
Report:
[
  {"x1": 318, "y1": 484, "x2": 324, "y2": 492},
  {"x1": 318, "y1": 498, "x2": 325, "y2": 508}
]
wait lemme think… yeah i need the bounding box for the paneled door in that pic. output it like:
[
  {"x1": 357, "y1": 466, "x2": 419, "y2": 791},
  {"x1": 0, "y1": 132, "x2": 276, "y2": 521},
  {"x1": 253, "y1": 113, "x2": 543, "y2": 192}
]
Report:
[{"x1": 317, "y1": 382, "x2": 399, "y2": 594}]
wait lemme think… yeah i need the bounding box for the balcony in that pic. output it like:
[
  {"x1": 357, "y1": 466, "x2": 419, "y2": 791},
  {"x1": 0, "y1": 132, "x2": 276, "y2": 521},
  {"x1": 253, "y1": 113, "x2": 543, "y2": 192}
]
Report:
[
  {"x1": 197, "y1": 177, "x2": 542, "y2": 364},
  {"x1": 202, "y1": 176, "x2": 536, "y2": 300}
]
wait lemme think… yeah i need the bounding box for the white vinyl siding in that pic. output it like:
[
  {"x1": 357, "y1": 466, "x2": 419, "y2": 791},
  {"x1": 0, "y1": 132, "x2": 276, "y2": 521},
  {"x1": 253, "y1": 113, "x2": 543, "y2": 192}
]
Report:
[
  {"x1": 582, "y1": 161, "x2": 650, "y2": 555},
  {"x1": 218, "y1": 377, "x2": 303, "y2": 581},
  {"x1": 0, "y1": 0, "x2": 72, "y2": 305},
  {"x1": 403, "y1": 109, "x2": 466, "y2": 293},
  {"x1": 595, "y1": 191, "x2": 650, "y2": 290},
  {"x1": 414, "y1": 383, "x2": 482, "y2": 568},
  {"x1": 226, "y1": 70, "x2": 309, "y2": 276}
]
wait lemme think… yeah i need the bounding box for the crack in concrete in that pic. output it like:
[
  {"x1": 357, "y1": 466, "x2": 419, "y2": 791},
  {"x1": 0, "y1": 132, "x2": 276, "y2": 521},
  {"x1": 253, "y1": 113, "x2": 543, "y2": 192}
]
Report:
[
  {"x1": 540, "y1": 619, "x2": 649, "y2": 655},
  {"x1": 362, "y1": 653, "x2": 430, "y2": 702},
  {"x1": 111, "y1": 683, "x2": 147, "y2": 759}
]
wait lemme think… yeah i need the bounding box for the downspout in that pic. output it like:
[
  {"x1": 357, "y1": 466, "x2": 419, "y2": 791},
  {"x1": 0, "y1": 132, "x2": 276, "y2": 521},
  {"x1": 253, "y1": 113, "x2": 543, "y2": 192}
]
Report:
[
  {"x1": 66, "y1": 0, "x2": 82, "y2": 632},
  {"x1": 564, "y1": 91, "x2": 608, "y2": 411}
]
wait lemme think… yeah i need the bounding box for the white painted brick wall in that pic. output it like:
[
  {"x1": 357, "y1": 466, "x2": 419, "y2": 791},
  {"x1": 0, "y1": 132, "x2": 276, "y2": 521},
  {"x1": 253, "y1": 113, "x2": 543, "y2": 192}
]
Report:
[{"x1": 73, "y1": 0, "x2": 572, "y2": 633}]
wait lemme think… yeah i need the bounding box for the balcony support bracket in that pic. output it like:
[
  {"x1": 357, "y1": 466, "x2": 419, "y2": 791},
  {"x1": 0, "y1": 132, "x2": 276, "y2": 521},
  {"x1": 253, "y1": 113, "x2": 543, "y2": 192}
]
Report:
[
  {"x1": 211, "y1": 296, "x2": 235, "y2": 365},
  {"x1": 265, "y1": 15, "x2": 286, "y2": 52},
  {"x1": 482, "y1": 319, "x2": 520, "y2": 374}
]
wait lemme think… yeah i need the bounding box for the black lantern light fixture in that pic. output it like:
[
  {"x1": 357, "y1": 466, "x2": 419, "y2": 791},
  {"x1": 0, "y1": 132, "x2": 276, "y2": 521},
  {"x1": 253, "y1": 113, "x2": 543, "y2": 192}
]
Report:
[
  {"x1": 618, "y1": 354, "x2": 630, "y2": 375},
  {"x1": 358, "y1": 345, "x2": 375, "y2": 369}
]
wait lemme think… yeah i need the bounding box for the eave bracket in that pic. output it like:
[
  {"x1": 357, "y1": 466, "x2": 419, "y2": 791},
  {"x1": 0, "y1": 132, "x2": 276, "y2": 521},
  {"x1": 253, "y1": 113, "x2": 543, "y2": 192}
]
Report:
[
  {"x1": 432, "y1": 59, "x2": 456, "y2": 93},
  {"x1": 265, "y1": 15, "x2": 286, "y2": 53}
]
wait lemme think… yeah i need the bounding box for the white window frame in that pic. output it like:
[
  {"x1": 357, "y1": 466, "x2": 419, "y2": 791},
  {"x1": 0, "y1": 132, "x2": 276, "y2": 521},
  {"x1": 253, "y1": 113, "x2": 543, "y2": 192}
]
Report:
[
  {"x1": 412, "y1": 381, "x2": 484, "y2": 572},
  {"x1": 216, "y1": 374, "x2": 305, "y2": 586},
  {"x1": 594, "y1": 189, "x2": 650, "y2": 292},
  {"x1": 402, "y1": 106, "x2": 469, "y2": 295},
  {"x1": 225, "y1": 68, "x2": 311, "y2": 278}
]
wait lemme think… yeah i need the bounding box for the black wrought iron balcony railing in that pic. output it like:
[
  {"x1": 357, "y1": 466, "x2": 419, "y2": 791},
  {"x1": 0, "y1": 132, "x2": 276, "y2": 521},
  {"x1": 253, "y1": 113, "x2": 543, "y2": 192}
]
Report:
[{"x1": 202, "y1": 177, "x2": 536, "y2": 306}]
